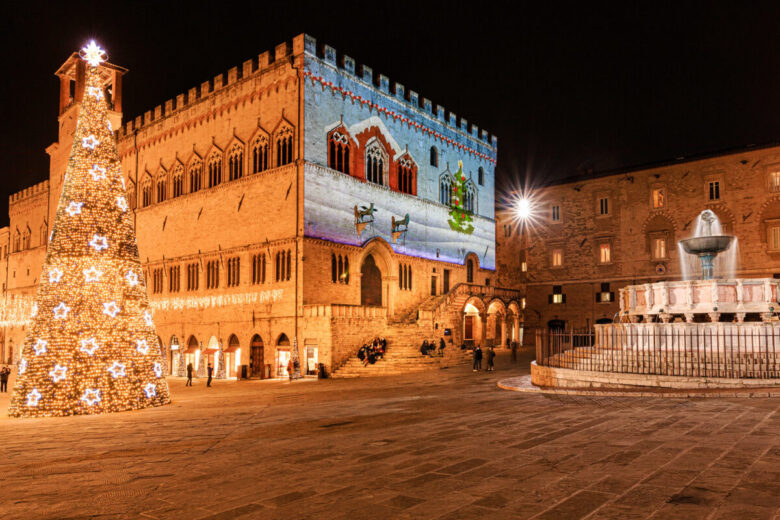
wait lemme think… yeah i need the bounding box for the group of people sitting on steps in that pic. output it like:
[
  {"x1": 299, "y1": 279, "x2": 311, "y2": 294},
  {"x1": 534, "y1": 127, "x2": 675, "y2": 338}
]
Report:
[
  {"x1": 357, "y1": 337, "x2": 387, "y2": 366},
  {"x1": 420, "y1": 338, "x2": 446, "y2": 357}
]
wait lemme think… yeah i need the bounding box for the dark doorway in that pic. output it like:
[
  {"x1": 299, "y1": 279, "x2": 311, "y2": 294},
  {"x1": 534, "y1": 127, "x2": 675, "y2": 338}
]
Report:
[
  {"x1": 464, "y1": 315, "x2": 474, "y2": 340},
  {"x1": 430, "y1": 275, "x2": 437, "y2": 296},
  {"x1": 360, "y1": 254, "x2": 382, "y2": 306},
  {"x1": 250, "y1": 334, "x2": 264, "y2": 378},
  {"x1": 443, "y1": 269, "x2": 450, "y2": 293},
  {"x1": 547, "y1": 319, "x2": 566, "y2": 332}
]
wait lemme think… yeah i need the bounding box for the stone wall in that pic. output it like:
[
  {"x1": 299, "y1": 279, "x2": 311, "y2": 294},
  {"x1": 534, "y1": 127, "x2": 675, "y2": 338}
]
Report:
[{"x1": 510, "y1": 145, "x2": 780, "y2": 330}]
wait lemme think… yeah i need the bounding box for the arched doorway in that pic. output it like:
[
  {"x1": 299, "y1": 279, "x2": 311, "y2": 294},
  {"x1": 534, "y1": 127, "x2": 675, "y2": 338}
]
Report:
[
  {"x1": 275, "y1": 333, "x2": 291, "y2": 378},
  {"x1": 360, "y1": 254, "x2": 382, "y2": 306},
  {"x1": 250, "y1": 334, "x2": 264, "y2": 378},
  {"x1": 185, "y1": 335, "x2": 199, "y2": 376},
  {"x1": 226, "y1": 334, "x2": 240, "y2": 378}
]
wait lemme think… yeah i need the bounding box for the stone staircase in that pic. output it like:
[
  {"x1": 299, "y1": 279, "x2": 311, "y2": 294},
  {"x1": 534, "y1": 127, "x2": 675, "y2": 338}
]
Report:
[{"x1": 331, "y1": 324, "x2": 470, "y2": 379}]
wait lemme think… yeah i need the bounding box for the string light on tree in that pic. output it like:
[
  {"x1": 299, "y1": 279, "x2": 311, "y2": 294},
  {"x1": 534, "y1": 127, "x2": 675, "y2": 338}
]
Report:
[
  {"x1": 66, "y1": 202, "x2": 84, "y2": 216},
  {"x1": 8, "y1": 41, "x2": 170, "y2": 418}
]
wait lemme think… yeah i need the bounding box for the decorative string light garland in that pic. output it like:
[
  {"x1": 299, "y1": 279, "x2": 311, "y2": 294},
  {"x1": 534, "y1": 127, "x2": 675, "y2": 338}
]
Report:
[{"x1": 8, "y1": 41, "x2": 171, "y2": 417}]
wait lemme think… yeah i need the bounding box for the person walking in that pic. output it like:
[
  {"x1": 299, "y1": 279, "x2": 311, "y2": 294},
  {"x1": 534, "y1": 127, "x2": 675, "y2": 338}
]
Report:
[
  {"x1": 287, "y1": 358, "x2": 294, "y2": 381},
  {"x1": 438, "y1": 338, "x2": 446, "y2": 357},
  {"x1": 186, "y1": 362, "x2": 193, "y2": 386},
  {"x1": 473, "y1": 345, "x2": 482, "y2": 372},
  {"x1": 486, "y1": 346, "x2": 496, "y2": 372},
  {"x1": 0, "y1": 365, "x2": 9, "y2": 392},
  {"x1": 206, "y1": 363, "x2": 213, "y2": 387}
]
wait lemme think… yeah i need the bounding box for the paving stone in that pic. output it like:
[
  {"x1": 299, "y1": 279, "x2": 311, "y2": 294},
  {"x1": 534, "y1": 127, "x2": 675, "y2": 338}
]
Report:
[{"x1": 0, "y1": 352, "x2": 779, "y2": 519}]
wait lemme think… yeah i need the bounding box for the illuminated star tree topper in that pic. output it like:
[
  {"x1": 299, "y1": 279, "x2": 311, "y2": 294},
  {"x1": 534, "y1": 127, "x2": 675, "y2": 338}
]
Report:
[{"x1": 8, "y1": 41, "x2": 171, "y2": 417}]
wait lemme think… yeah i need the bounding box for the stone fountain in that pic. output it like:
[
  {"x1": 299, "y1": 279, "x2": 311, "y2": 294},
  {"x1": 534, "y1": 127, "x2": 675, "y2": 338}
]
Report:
[
  {"x1": 678, "y1": 210, "x2": 734, "y2": 280},
  {"x1": 530, "y1": 209, "x2": 780, "y2": 391}
]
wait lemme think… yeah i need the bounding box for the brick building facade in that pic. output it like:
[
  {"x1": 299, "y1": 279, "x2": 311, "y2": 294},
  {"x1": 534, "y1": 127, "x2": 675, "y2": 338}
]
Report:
[
  {"x1": 1, "y1": 34, "x2": 523, "y2": 376},
  {"x1": 506, "y1": 145, "x2": 780, "y2": 333}
]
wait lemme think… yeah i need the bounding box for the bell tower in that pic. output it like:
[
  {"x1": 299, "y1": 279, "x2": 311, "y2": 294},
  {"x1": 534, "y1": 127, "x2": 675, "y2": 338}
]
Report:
[{"x1": 46, "y1": 54, "x2": 127, "y2": 225}]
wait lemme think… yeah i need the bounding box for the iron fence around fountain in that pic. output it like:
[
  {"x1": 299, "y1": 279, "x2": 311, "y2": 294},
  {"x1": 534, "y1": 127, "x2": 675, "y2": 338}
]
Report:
[{"x1": 535, "y1": 325, "x2": 780, "y2": 379}]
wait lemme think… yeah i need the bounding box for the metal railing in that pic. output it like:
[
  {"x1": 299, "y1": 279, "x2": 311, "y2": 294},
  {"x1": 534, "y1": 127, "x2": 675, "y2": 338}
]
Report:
[{"x1": 535, "y1": 324, "x2": 780, "y2": 379}]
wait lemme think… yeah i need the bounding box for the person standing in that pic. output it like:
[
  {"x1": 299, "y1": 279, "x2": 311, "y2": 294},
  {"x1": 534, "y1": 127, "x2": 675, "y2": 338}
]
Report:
[
  {"x1": 287, "y1": 358, "x2": 294, "y2": 381},
  {"x1": 439, "y1": 338, "x2": 446, "y2": 357},
  {"x1": 0, "y1": 365, "x2": 9, "y2": 392},
  {"x1": 473, "y1": 345, "x2": 482, "y2": 372},
  {"x1": 186, "y1": 362, "x2": 193, "y2": 386},
  {"x1": 486, "y1": 346, "x2": 496, "y2": 372},
  {"x1": 206, "y1": 363, "x2": 213, "y2": 387}
]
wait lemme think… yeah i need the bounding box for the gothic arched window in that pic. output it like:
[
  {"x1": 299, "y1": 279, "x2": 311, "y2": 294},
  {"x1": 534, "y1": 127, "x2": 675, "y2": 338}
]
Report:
[
  {"x1": 156, "y1": 173, "x2": 166, "y2": 203},
  {"x1": 189, "y1": 158, "x2": 202, "y2": 193},
  {"x1": 464, "y1": 182, "x2": 477, "y2": 213},
  {"x1": 329, "y1": 129, "x2": 351, "y2": 174},
  {"x1": 365, "y1": 139, "x2": 387, "y2": 186},
  {"x1": 228, "y1": 143, "x2": 244, "y2": 181},
  {"x1": 142, "y1": 178, "x2": 152, "y2": 207},
  {"x1": 172, "y1": 165, "x2": 184, "y2": 198},
  {"x1": 439, "y1": 173, "x2": 452, "y2": 206},
  {"x1": 251, "y1": 134, "x2": 269, "y2": 173},
  {"x1": 397, "y1": 155, "x2": 416, "y2": 195},
  {"x1": 276, "y1": 125, "x2": 294, "y2": 167},
  {"x1": 208, "y1": 151, "x2": 222, "y2": 188}
]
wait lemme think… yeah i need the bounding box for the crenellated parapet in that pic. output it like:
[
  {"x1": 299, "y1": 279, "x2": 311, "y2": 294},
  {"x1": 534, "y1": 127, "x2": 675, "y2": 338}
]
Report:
[
  {"x1": 116, "y1": 35, "x2": 304, "y2": 142},
  {"x1": 9, "y1": 180, "x2": 49, "y2": 205},
  {"x1": 300, "y1": 34, "x2": 497, "y2": 162}
]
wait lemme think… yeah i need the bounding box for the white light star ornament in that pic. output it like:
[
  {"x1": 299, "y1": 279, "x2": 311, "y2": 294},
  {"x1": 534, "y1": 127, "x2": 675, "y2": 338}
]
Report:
[
  {"x1": 103, "y1": 301, "x2": 120, "y2": 318},
  {"x1": 53, "y1": 302, "x2": 70, "y2": 320},
  {"x1": 89, "y1": 234, "x2": 108, "y2": 251},
  {"x1": 66, "y1": 201, "x2": 84, "y2": 216},
  {"x1": 90, "y1": 164, "x2": 107, "y2": 181},
  {"x1": 153, "y1": 363, "x2": 163, "y2": 378},
  {"x1": 143, "y1": 311, "x2": 154, "y2": 327},
  {"x1": 33, "y1": 339, "x2": 48, "y2": 356},
  {"x1": 144, "y1": 383, "x2": 157, "y2": 399},
  {"x1": 87, "y1": 86, "x2": 103, "y2": 100},
  {"x1": 26, "y1": 388, "x2": 42, "y2": 407},
  {"x1": 83, "y1": 267, "x2": 103, "y2": 282},
  {"x1": 136, "y1": 339, "x2": 149, "y2": 355},
  {"x1": 125, "y1": 270, "x2": 140, "y2": 287},
  {"x1": 108, "y1": 361, "x2": 126, "y2": 379},
  {"x1": 116, "y1": 196, "x2": 128, "y2": 212},
  {"x1": 30, "y1": 303, "x2": 38, "y2": 318},
  {"x1": 48, "y1": 268, "x2": 64, "y2": 283},
  {"x1": 81, "y1": 389, "x2": 101, "y2": 406},
  {"x1": 49, "y1": 365, "x2": 67, "y2": 383},
  {"x1": 80, "y1": 337, "x2": 100, "y2": 356},
  {"x1": 82, "y1": 135, "x2": 99, "y2": 150},
  {"x1": 80, "y1": 41, "x2": 107, "y2": 67}
]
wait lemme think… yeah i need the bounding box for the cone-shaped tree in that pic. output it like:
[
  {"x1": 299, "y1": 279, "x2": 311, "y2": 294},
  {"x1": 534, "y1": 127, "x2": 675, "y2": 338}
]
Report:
[
  {"x1": 448, "y1": 160, "x2": 475, "y2": 234},
  {"x1": 8, "y1": 42, "x2": 171, "y2": 417}
]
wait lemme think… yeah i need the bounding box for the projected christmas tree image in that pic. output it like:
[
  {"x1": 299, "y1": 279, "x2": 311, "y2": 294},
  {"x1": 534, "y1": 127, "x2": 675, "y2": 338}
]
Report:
[
  {"x1": 8, "y1": 42, "x2": 171, "y2": 417},
  {"x1": 448, "y1": 160, "x2": 475, "y2": 234}
]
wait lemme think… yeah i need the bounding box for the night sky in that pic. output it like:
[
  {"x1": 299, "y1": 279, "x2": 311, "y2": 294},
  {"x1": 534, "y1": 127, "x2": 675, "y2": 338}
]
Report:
[{"x1": 2, "y1": 2, "x2": 780, "y2": 227}]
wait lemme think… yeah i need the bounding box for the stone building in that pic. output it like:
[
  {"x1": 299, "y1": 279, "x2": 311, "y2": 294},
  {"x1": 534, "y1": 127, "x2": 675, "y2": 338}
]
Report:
[
  {"x1": 1, "y1": 34, "x2": 523, "y2": 376},
  {"x1": 507, "y1": 144, "x2": 780, "y2": 332}
]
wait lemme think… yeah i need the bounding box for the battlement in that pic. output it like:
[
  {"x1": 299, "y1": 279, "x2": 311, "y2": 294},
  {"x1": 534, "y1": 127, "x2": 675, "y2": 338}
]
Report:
[
  {"x1": 9, "y1": 180, "x2": 49, "y2": 205},
  {"x1": 116, "y1": 34, "x2": 497, "y2": 155},
  {"x1": 117, "y1": 35, "x2": 304, "y2": 139},
  {"x1": 301, "y1": 34, "x2": 497, "y2": 151}
]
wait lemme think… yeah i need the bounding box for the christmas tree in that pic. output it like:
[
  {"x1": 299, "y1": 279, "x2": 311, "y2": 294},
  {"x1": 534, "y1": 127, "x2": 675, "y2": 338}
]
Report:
[
  {"x1": 448, "y1": 160, "x2": 475, "y2": 234},
  {"x1": 8, "y1": 42, "x2": 171, "y2": 417}
]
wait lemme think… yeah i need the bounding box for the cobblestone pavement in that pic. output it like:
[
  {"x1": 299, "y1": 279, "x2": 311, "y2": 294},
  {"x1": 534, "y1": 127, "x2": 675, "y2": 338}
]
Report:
[{"x1": 1, "y1": 350, "x2": 780, "y2": 519}]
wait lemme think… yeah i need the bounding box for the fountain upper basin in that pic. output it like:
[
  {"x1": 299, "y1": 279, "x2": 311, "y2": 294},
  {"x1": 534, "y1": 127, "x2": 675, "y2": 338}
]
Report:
[{"x1": 679, "y1": 235, "x2": 734, "y2": 256}]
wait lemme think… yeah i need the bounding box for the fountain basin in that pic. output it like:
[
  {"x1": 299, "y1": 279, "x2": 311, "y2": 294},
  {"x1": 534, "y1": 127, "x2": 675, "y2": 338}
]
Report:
[
  {"x1": 679, "y1": 235, "x2": 734, "y2": 256},
  {"x1": 619, "y1": 278, "x2": 780, "y2": 322}
]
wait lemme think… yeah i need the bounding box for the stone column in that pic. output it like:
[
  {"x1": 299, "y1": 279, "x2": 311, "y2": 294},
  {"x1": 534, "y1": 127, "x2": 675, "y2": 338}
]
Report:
[{"x1": 480, "y1": 313, "x2": 487, "y2": 347}]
